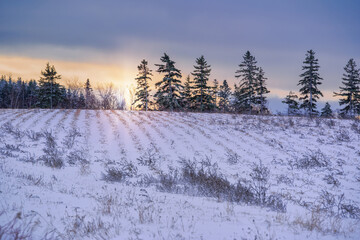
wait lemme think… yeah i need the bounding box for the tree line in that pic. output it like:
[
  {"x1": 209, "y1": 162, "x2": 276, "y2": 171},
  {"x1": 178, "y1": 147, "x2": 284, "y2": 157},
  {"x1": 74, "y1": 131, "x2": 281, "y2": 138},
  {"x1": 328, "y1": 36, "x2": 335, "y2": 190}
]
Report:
[
  {"x1": 0, "y1": 63, "x2": 126, "y2": 110},
  {"x1": 134, "y1": 50, "x2": 360, "y2": 118},
  {"x1": 134, "y1": 51, "x2": 270, "y2": 114},
  {"x1": 1, "y1": 50, "x2": 359, "y2": 118}
]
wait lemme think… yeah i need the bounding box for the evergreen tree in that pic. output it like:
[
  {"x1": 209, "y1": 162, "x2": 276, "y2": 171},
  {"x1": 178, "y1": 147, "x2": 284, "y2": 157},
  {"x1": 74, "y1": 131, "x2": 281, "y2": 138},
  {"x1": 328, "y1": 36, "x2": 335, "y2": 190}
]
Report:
[
  {"x1": 212, "y1": 79, "x2": 219, "y2": 109},
  {"x1": 0, "y1": 76, "x2": 7, "y2": 108},
  {"x1": 255, "y1": 67, "x2": 270, "y2": 114},
  {"x1": 234, "y1": 51, "x2": 258, "y2": 114},
  {"x1": 65, "y1": 89, "x2": 72, "y2": 108},
  {"x1": 218, "y1": 80, "x2": 231, "y2": 112},
  {"x1": 191, "y1": 55, "x2": 214, "y2": 111},
  {"x1": 78, "y1": 92, "x2": 86, "y2": 108},
  {"x1": 321, "y1": 102, "x2": 333, "y2": 117},
  {"x1": 37, "y1": 63, "x2": 64, "y2": 109},
  {"x1": 154, "y1": 53, "x2": 183, "y2": 111},
  {"x1": 282, "y1": 91, "x2": 300, "y2": 116},
  {"x1": 84, "y1": 79, "x2": 95, "y2": 109},
  {"x1": 334, "y1": 58, "x2": 360, "y2": 117},
  {"x1": 133, "y1": 59, "x2": 152, "y2": 111},
  {"x1": 298, "y1": 50, "x2": 323, "y2": 116},
  {"x1": 182, "y1": 75, "x2": 193, "y2": 110},
  {"x1": 233, "y1": 83, "x2": 246, "y2": 112},
  {"x1": 27, "y1": 80, "x2": 38, "y2": 108}
]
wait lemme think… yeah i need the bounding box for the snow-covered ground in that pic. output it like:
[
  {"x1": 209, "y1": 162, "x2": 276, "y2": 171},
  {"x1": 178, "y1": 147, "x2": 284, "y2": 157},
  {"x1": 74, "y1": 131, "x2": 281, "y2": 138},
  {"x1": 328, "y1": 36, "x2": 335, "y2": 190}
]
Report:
[{"x1": 0, "y1": 109, "x2": 359, "y2": 239}]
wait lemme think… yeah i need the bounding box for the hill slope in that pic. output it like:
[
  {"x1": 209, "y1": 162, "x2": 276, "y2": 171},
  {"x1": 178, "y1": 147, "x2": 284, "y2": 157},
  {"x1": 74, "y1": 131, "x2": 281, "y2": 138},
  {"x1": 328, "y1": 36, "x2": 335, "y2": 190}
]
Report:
[{"x1": 0, "y1": 109, "x2": 359, "y2": 239}]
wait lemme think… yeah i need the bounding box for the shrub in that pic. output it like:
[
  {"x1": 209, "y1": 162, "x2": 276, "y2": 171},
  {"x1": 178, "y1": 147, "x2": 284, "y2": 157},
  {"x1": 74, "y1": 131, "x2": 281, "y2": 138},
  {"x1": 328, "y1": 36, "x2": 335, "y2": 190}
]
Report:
[
  {"x1": 0, "y1": 143, "x2": 21, "y2": 158},
  {"x1": 41, "y1": 130, "x2": 64, "y2": 168},
  {"x1": 340, "y1": 203, "x2": 360, "y2": 219},
  {"x1": 267, "y1": 194, "x2": 287, "y2": 212},
  {"x1": 293, "y1": 150, "x2": 329, "y2": 169},
  {"x1": 156, "y1": 157, "x2": 286, "y2": 213},
  {"x1": 25, "y1": 130, "x2": 43, "y2": 141},
  {"x1": 250, "y1": 161, "x2": 270, "y2": 205},
  {"x1": 157, "y1": 169, "x2": 179, "y2": 193},
  {"x1": 119, "y1": 160, "x2": 138, "y2": 178},
  {"x1": 67, "y1": 149, "x2": 89, "y2": 165},
  {"x1": 62, "y1": 128, "x2": 81, "y2": 149},
  {"x1": 1, "y1": 122, "x2": 14, "y2": 134},
  {"x1": 323, "y1": 174, "x2": 340, "y2": 187},
  {"x1": 233, "y1": 181, "x2": 254, "y2": 204},
  {"x1": 102, "y1": 160, "x2": 138, "y2": 182},
  {"x1": 276, "y1": 174, "x2": 294, "y2": 186},
  {"x1": 19, "y1": 153, "x2": 36, "y2": 163},
  {"x1": 318, "y1": 191, "x2": 360, "y2": 219},
  {"x1": 336, "y1": 129, "x2": 350, "y2": 142},
  {"x1": 102, "y1": 167, "x2": 124, "y2": 182},
  {"x1": 137, "y1": 145, "x2": 161, "y2": 168},
  {"x1": 226, "y1": 152, "x2": 240, "y2": 165}
]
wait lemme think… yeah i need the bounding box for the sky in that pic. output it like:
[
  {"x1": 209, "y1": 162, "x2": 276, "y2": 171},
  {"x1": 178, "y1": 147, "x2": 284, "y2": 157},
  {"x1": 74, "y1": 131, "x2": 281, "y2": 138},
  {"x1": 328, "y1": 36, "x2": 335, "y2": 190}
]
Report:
[{"x1": 0, "y1": 0, "x2": 359, "y2": 112}]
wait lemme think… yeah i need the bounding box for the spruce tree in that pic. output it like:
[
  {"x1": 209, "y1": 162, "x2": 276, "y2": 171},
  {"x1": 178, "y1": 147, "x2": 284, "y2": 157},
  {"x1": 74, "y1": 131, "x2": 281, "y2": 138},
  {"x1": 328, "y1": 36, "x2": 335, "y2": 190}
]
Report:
[
  {"x1": 282, "y1": 91, "x2": 300, "y2": 116},
  {"x1": 78, "y1": 92, "x2": 86, "y2": 108},
  {"x1": 218, "y1": 80, "x2": 231, "y2": 112},
  {"x1": 212, "y1": 79, "x2": 219, "y2": 109},
  {"x1": 65, "y1": 89, "x2": 72, "y2": 108},
  {"x1": 37, "y1": 63, "x2": 64, "y2": 109},
  {"x1": 133, "y1": 59, "x2": 152, "y2": 111},
  {"x1": 191, "y1": 55, "x2": 214, "y2": 112},
  {"x1": 334, "y1": 58, "x2": 360, "y2": 117},
  {"x1": 182, "y1": 75, "x2": 193, "y2": 110},
  {"x1": 298, "y1": 50, "x2": 323, "y2": 116},
  {"x1": 234, "y1": 51, "x2": 258, "y2": 114},
  {"x1": 154, "y1": 53, "x2": 183, "y2": 111},
  {"x1": 255, "y1": 67, "x2": 270, "y2": 114},
  {"x1": 233, "y1": 83, "x2": 246, "y2": 112},
  {"x1": 0, "y1": 76, "x2": 6, "y2": 107},
  {"x1": 27, "y1": 80, "x2": 38, "y2": 108},
  {"x1": 0, "y1": 76, "x2": 11, "y2": 108},
  {"x1": 321, "y1": 102, "x2": 333, "y2": 118},
  {"x1": 85, "y1": 79, "x2": 95, "y2": 109}
]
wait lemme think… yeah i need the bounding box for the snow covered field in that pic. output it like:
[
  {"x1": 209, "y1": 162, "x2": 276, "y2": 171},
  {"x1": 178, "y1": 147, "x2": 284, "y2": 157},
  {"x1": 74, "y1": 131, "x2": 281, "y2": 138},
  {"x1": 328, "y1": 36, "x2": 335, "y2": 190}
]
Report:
[{"x1": 0, "y1": 109, "x2": 359, "y2": 239}]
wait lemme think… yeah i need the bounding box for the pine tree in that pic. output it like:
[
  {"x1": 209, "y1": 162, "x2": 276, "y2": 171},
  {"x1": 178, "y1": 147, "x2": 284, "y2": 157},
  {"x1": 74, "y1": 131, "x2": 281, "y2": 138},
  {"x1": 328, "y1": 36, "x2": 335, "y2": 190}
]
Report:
[
  {"x1": 234, "y1": 51, "x2": 258, "y2": 114},
  {"x1": 334, "y1": 58, "x2": 360, "y2": 117},
  {"x1": 298, "y1": 50, "x2": 323, "y2": 116},
  {"x1": 191, "y1": 55, "x2": 214, "y2": 112},
  {"x1": 37, "y1": 63, "x2": 64, "y2": 109},
  {"x1": 321, "y1": 102, "x2": 333, "y2": 118},
  {"x1": 154, "y1": 53, "x2": 183, "y2": 111},
  {"x1": 218, "y1": 80, "x2": 231, "y2": 112},
  {"x1": 182, "y1": 75, "x2": 193, "y2": 110},
  {"x1": 133, "y1": 59, "x2": 152, "y2": 111},
  {"x1": 282, "y1": 91, "x2": 300, "y2": 116},
  {"x1": 255, "y1": 67, "x2": 270, "y2": 114}
]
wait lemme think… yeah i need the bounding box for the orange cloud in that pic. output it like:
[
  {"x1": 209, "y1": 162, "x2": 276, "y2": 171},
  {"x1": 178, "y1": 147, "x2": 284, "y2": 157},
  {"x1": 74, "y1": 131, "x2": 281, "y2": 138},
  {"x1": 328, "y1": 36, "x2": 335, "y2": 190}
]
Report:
[{"x1": 0, "y1": 55, "x2": 136, "y2": 90}]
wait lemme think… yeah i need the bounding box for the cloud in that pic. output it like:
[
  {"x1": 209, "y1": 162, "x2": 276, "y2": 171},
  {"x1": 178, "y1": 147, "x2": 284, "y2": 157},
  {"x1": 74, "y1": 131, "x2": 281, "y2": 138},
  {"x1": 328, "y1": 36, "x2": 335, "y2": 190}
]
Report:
[
  {"x1": 0, "y1": 55, "x2": 135, "y2": 89},
  {"x1": 0, "y1": 0, "x2": 359, "y2": 105}
]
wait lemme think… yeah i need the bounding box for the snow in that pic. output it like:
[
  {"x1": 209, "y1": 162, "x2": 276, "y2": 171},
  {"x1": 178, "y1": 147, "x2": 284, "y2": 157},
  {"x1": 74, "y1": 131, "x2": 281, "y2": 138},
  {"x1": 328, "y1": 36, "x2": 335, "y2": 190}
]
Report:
[{"x1": 0, "y1": 109, "x2": 359, "y2": 239}]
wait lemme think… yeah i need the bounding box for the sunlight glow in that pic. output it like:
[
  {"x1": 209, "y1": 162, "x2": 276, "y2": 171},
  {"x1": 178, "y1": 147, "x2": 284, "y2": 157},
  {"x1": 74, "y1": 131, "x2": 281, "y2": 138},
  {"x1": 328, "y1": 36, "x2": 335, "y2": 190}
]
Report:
[{"x1": 0, "y1": 55, "x2": 135, "y2": 91}]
